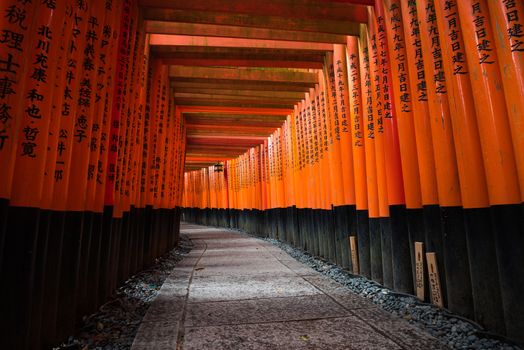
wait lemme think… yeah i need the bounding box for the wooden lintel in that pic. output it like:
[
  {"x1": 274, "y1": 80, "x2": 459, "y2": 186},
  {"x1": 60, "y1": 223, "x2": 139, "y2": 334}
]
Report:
[
  {"x1": 173, "y1": 81, "x2": 313, "y2": 93},
  {"x1": 169, "y1": 66, "x2": 318, "y2": 84},
  {"x1": 160, "y1": 58, "x2": 323, "y2": 69},
  {"x1": 183, "y1": 112, "x2": 287, "y2": 119},
  {"x1": 183, "y1": 114, "x2": 287, "y2": 128},
  {"x1": 142, "y1": 8, "x2": 364, "y2": 35},
  {"x1": 175, "y1": 98, "x2": 296, "y2": 109},
  {"x1": 187, "y1": 134, "x2": 268, "y2": 141},
  {"x1": 150, "y1": 45, "x2": 328, "y2": 57},
  {"x1": 150, "y1": 35, "x2": 333, "y2": 51},
  {"x1": 319, "y1": 0, "x2": 374, "y2": 5},
  {"x1": 174, "y1": 92, "x2": 298, "y2": 104},
  {"x1": 172, "y1": 78, "x2": 315, "y2": 90},
  {"x1": 179, "y1": 106, "x2": 292, "y2": 115},
  {"x1": 176, "y1": 89, "x2": 304, "y2": 100},
  {"x1": 145, "y1": 21, "x2": 347, "y2": 43},
  {"x1": 186, "y1": 145, "x2": 254, "y2": 152},
  {"x1": 139, "y1": 0, "x2": 368, "y2": 23},
  {"x1": 186, "y1": 124, "x2": 277, "y2": 133}
]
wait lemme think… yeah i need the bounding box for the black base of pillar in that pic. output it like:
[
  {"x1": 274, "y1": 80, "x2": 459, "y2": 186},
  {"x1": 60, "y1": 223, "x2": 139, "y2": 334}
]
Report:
[
  {"x1": 491, "y1": 204, "x2": 524, "y2": 344},
  {"x1": 41, "y1": 210, "x2": 65, "y2": 348},
  {"x1": 87, "y1": 211, "x2": 103, "y2": 314},
  {"x1": 391, "y1": 206, "x2": 413, "y2": 294},
  {"x1": 0, "y1": 198, "x2": 7, "y2": 274},
  {"x1": 379, "y1": 217, "x2": 393, "y2": 289},
  {"x1": 369, "y1": 217, "x2": 383, "y2": 284},
  {"x1": 423, "y1": 205, "x2": 447, "y2": 306},
  {"x1": 56, "y1": 211, "x2": 84, "y2": 340},
  {"x1": 0, "y1": 206, "x2": 41, "y2": 349},
  {"x1": 28, "y1": 209, "x2": 52, "y2": 349},
  {"x1": 440, "y1": 206, "x2": 474, "y2": 319},
  {"x1": 76, "y1": 211, "x2": 93, "y2": 323},
  {"x1": 356, "y1": 209, "x2": 371, "y2": 278},
  {"x1": 406, "y1": 208, "x2": 427, "y2": 301},
  {"x1": 464, "y1": 208, "x2": 505, "y2": 334}
]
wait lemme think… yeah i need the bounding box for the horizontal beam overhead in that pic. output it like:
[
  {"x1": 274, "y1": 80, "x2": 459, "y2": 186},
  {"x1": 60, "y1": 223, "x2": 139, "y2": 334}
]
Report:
[
  {"x1": 186, "y1": 146, "x2": 256, "y2": 157},
  {"x1": 173, "y1": 79, "x2": 315, "y2": 91},
  {"x1": 175, "y1": 99, "x2": 296, "y2": 109},
  {"x1": 160, "y1": 58, "x2": 323, "y2": 69},
  {"x1": 177, "y1": 89, "x2": 305, "y2": 100},
  {"x1": 151, "y1": 46, "x2": 327, "y2": 63},
  {"x1": 186, "y1": 145, "x2": 256, "y2": 156},
  {"x1": 142, "y1": 8, "x2": 363, "y2": 35},
  {"x1": 151, "y1": 47, "x2": 326, "y2": 68},
  {"x1": 186, "y1": 124, "x2": 276, "y2": 134},
  {"x1": 179, "y1": 106, "x2": 291, "y2": 115},
  {"x1": 145, "y1": 21, "x2": 348, "y2": 43},
  {"x1": 188, "y1": 145, "x2": 260, "y2": 153},
  {"x1": 175, "y1": 93, "x2": 298, "y2": 104},
  {"x1": 184, "y1": 114, "x2": 286, "y2": 126},
  {"x1": 169, "y1": 66, "x2": 318, "y2": 84},
  {"x1": 185, "y1": 158, "x2": 232, "y2": 163},
  {"x1": 172, "y1": 81, "x2": 313, "y2": 92},
  {"x1": 319, "y1": 0, "x2": 374, "y2": 5},
  {"x1": 151, "y1": 45, "x2": 328, "y2": 56},
  {"x1": 150, "y1": 35, "x2": 334, "y2": 51},
  {"x1": 139, "y1": 0, "x2": 368, "y2": 23},
  {"x1": 187, "y1": 134, "x2": 268, "y2": 141}
]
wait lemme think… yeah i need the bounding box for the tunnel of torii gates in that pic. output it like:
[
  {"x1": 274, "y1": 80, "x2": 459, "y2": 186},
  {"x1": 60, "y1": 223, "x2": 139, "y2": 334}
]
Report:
[{"x1": 0, "y1": 0, "x2": 523, "y2": 348}]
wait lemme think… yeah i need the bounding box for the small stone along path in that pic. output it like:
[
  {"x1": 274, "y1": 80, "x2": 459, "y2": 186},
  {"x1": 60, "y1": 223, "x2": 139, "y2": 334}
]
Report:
[{"x1": 131, "y1": 223, "x2": 448, "y2": 350}]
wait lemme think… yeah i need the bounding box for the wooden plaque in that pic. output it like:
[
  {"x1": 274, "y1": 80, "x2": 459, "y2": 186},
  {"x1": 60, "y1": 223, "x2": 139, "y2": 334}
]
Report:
[{"x1": 426, "y1": 252, "x2": 443, "y2": 307}]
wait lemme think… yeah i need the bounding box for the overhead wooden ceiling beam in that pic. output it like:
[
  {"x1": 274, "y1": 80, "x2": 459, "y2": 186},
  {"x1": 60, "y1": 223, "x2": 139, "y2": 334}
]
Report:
[
  {"x1": 180, "y1": 106, "x2": 291, "y2": 115},
  {"x1": 186, "y1": 124, "x2": 276, "y2": 134},
  {"x1": 142, "y1": 8, "x2": 363, "y2": 35},
  {"x1": 185, "y1": 158, "x2": 233, "y2": 163},
  {"x1": 183, "y1": 114, "x2": 286, "y2": 128},
  {"x1": 177, "y1": 89, "x2": 304, "y2": 100},
  {"x1": 151, "y1": 46, "x2": 327, "y2": 62},
  {"x1": 151, "y1": 45, "x2": 327, "y2": 56},
  {"x1": 150, "y1": 35, "x2": 334, "y2": 51},
  {"x1": 145, "y1": 21, "x2": 347, "y2": 44},
  {"x1": 183, "y1": 112, "x2": 287, "y2": 119},
  {"x1": 175, "y1": 93, "x2": 298, "y2": 104},
  {"x1": 160, "y1": 58, "x2": 323, "y2": 69},
  {"x1": 319, "y1": 0, "x2": 374, "y2": 5},
  {"x1": 152, "y1": 47, "x2": 326, "y2": 68},
  {"x1": 175, "y1": 99, "x2": 296, "y2": 109},
  {"x1": 186, "y1": 144, "x2": 252, "y2": 152},
  {"x1": 186, "y1": 149, "x2": 250, "y2": 155},
  {"x1": 139, "y1": 0, "x2": 368, "y2": 23},
  {"x1": 173, "y1": 79, "x2": 314, "y2": 92},
  {"x1": 187, "y1": 134, "x2": 268, "y2": 142},
  {"x1": 173, "y1": 81, "x2": 313, "y2": 93},
  {"x1": 169, "y1": 66, "x2": 318, "y2": 84}
]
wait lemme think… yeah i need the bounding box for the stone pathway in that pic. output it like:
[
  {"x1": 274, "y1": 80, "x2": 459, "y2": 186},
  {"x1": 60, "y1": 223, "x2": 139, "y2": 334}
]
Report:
[{"x1": 131, "y1": 223, "x2": 448, "y2": 350}]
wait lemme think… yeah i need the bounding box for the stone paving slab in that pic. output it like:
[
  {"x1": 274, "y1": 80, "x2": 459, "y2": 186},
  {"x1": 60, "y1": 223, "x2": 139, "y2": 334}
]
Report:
[
  {"x1": 278, "y1": 259, "x2": 321, "y2": 276},
  {"x1": 349, "y1": 307, "x2": 450, "y2": 349},
  {"x1": 303, "y1": 274, "x2": 377, "y2": 310},
  {"x1": 190, "y1": 262, "x2": 297, "y2": 277},
  {"x1": 183, "y1": 317, "x2": 403, "y2": 350},
  {"x1": 131, "y1": 223, "x2": 449, "y2": 350},
  {"x1": 185, "y1": 294, "x2": 350, "y2": 327},
  {"x1": 188, "y1": 275, "x2": 321, "y2": 302}
]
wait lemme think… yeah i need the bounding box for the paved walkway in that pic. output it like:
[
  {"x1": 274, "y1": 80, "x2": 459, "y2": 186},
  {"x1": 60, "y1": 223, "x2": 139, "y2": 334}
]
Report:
[{"x1": 131, "y1": 223, "x2": 448, "y2": 350}]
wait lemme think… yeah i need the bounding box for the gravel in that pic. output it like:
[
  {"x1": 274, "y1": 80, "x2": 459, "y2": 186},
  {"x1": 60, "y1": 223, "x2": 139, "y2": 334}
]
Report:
[
  {"x1": 258, "y1": 235, "x2": 522, "y2": 350},
  {"x1": 54, "y1": 235, "x2": 192, "y2": 350}
]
